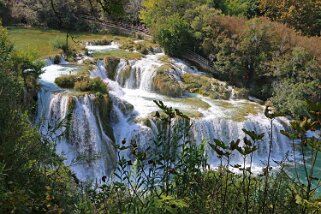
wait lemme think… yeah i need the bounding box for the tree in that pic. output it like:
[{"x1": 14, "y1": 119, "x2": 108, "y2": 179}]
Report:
[
  {"x1": 239, "y1": 18, "x2": 277, "y2": 89},
  {"x1": 140, "y1": 0, "x2": 207, "y2": 27},
  {"x1": 259, "y1": 0, "x2": 321, "y2": 36},
  {"x1": 271, "y1": 47, "x2": 321, "y2": 117},
  {"x1": 0, "y1": 22, "x2": 87, "y2": 213},
  {"x1": 213, "y1": 0, "x2": 251, "y2": 16},
  {"x1": 96, "y1": 0, "x2": 129, "y2": 20},
  {"x1": 154, "y1": 14, "x2": 192, "y2": 56}
]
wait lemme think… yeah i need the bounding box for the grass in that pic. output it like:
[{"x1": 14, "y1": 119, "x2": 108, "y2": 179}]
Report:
[
  {"x1": 93, "y1": 49, "x2": 143, "y2": 60},
  {"x1": 213, "y1": 100, "x2": 262, "y2": 122},
  {"x1": 7, "y1": 27, "x2": 134, "y2": 58}
]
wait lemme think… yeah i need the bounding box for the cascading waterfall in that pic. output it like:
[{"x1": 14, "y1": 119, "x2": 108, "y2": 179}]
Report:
[
  {"x1": 113, "y1": 54, "x2": 164, "y2": 90},
  {"x1": 192, "y1": 116, "x2": 291, "y2": 170},
  {"x1": 36, "y1": 43, "x2": 293, "y2": 182},
  {"x1": 36, "y1": 64, "x2": 116, "y2": 182}
]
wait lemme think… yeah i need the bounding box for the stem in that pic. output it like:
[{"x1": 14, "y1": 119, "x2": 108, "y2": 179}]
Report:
[{"x1": 262, "y1": 118, "x2": 274, "y2": 213}]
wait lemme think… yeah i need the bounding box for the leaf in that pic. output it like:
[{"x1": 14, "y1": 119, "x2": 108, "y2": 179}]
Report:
[
  {"x1": 230, "y1": 139, "x2": 241, "y2": 151},
  {"x1": 242, "y1": 128, "x2": 264, "y2": 141},
  {"x1": 213, "y1": 139, "x2": 228, "y2": 149},
  {"x1": 209, "y1": 143, "x2": 224, "y2": 156},
  {"x1": 280, "y1": 130, "x2": 298, "y2": 140}
]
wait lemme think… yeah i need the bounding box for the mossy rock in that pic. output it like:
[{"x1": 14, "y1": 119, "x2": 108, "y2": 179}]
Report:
[
  {"x1": 117, "y1": 99, "x2": 134, "y2": 115},
  {"x1": 83, "y1": 59, "x2": 95, "y2": 65},
  {"x1": 94, "y1": 94, "x2": 115, "y2": 142},
  {"x1": 67, "y1": 96, "x2": 75, "y2": 113},
  {"x1": 135, "y1": 43, "x2": 150, "y2": 55},
  {"x1": 234, "y1": 88, "x2": 249, "y2": 99},
  {"x1": 181, "y1": 73, "x2": 231, "y2": 100},
  {"x1": 119, "y1": 39, "x2": 136, "y2": 51},
  {"x1": 91, "y1": 39, "x2": 112, "y2": 46},
  {"x1": 153, "y1": 65, "x2": 183, "y2": 97},
  {"x1": 183, "y1": 111, "x2": 203, "y2": 118},
  {"x1": 53, "y1": 55, "x2": 61, "y2": 64},
  {"x1": 105, "y1": 57, "x2": 120, "y2": 80},
  {"x1": 134, "y1": 117, "x2": 153, "y2": 128},
  {"x1": 65, "y1": 96, "x2": 75, "y2": 140},
  {"x1": 117, "y1": 65, "x2": 132, "y2": 86}
]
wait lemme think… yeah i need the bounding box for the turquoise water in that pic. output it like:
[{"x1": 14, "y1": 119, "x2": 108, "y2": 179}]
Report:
[{"x1": 284, "y1": 145, "x2": 321, "y2": 196}]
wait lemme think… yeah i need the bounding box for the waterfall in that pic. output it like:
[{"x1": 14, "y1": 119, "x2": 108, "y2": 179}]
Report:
[
  {"x1": 192, "y1": 116, "x2": 291, "y2": 170},
  {"x1": 35, "y1": 44, "x2": 293, "y2": 182},
  {"x1": 228, "y1": 86, "x2": 235, "y2": 100},
  {"x1": 36, "y1": 63, "x2": 116, "y2": 182},
  {"x1": 113, "y1": 54, "x2": 164, "y2": 90},
  {"x1": 86, "y1": 41, "x2": 119, "y2": 54}
]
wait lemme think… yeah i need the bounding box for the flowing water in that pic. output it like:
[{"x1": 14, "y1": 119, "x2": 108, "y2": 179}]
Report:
[{"x1": 36, "y1": 45, "x2": 293, "y2": 182}]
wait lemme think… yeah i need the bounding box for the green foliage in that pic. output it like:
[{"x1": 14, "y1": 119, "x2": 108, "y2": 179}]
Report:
[
  {"x1": 259, "y1": 0, "x2": 321, "y2": 36},
  {"x1": 52, "y1": 36, "x2": 70, "y2": 54},
  {"x1": 0, "y1": 23, "x2": 89, "y2": 212},
  {"x1": 155, "y1": 14, "x2": 192, "y2": 56},
  {"x1": 54, "y1": 74, "x2": 76, "y2": 88},
  {"x1": 280, "y1": 103, "x2": 321, "y2": 213},
  {"x1": 98, "y1": 0, "x2": 129, "y2": 20},
  {"x1": 271, "y1": 81, "x2": 318, "y2": 118},
  {"x1": 54, "y1": 74, "x2": 108, "y2": 94},
  {"x1": 239, "y1": 18, "x2": 277, "y2": 87},
  {"x1": 0, "y1": 22, "x2": 14, "y2": 69},
  {"x1": 271, "y1": 48, "x2": 321, "y2": 118},
  {"x1": 212, "y1": 0, "x2": 257, "y2": 17},
  {"x1": 85, "y1": 100, "x2": 321, "y2": 213},
  {"x1": 74, "y1": 77, "x2": 108, "y2": 94},
  {"x1": 140, "y1": 0, "x2": 206, "y2": 27}
]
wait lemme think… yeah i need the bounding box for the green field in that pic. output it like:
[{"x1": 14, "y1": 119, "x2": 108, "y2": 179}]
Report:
[{"x1": 7, "y1": 27, "x2": 129, "y2": 58}]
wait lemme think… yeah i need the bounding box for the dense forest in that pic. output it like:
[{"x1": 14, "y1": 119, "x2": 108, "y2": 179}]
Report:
[{"x1": 0, "y1": 0, "x2": 321, "y2": 213}]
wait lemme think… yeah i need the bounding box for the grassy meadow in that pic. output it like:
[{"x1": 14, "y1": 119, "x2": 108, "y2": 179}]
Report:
[{"x1": 7, "y1": 27, "x2": 129, "y2": 58}]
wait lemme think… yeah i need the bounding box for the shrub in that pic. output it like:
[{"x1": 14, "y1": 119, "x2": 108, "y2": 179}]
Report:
[
  {"x1": 54, "y1": 75, "x2": 76, "y2": 88},
  {"x1": 88, "y1": 77, "x2": 108, "y2": 93},
  {"x1": 52, "y1": 37, "x2": 69, "y2": 54},
  {"x1": 135, "y1": 43, "x2": 149, "y2": 55},
  {"x1": 74, "y1": 77, "x2": 107, "y2": 94}
]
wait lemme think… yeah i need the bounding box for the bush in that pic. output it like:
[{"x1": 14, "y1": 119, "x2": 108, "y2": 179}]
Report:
[
  {"x1": 55, "y1": 74, "x2": 107, "y2": 94},
  {"x1": 54, "y1": 75, "x2": 76, "y2": 88},
  {"x1": 135, "y1": 43, "x2": 149, "y2": 55},
  {"x1": 52, "y1": 37, "x2": 69, "y2": 54},
  {"x1": 74, "y1": 77, "x2": 107, "y2": 94},
  {"x1": 88, "y1": 77, "x2": 108, "y2": 93}
]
